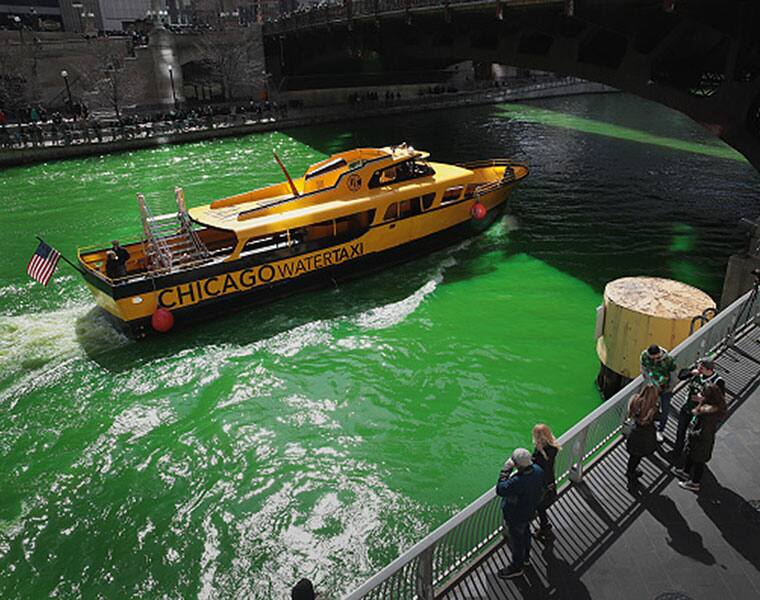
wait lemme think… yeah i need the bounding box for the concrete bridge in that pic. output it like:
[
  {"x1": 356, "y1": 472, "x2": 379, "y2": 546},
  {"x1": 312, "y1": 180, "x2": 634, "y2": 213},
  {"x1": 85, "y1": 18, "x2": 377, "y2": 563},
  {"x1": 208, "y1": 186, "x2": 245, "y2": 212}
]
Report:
[{"x1": 263, "y1": 0, "x2": 760, "y2": 174}]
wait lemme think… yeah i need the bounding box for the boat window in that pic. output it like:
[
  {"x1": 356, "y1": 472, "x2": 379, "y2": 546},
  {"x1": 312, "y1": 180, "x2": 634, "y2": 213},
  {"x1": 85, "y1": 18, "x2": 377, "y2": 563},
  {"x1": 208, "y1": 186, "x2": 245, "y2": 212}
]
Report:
[
  {"x1": 348, "y1": 160, "x2": 363, "y2": 170},
  {"x1": 369, "y1": 160, "x2": 436, "y2": 189},
  {"x1": 399, "y1": 197, "x2": 421, "y2": 219},
  {"x1": 303, "y1": 220, "x2": 335, "y2": 241},
  {"x1": 241, "y1": 231, "x2": 290, "y2": 255},
  {"x1": 421, "y1": 192, "x2": 435, "y2": 210},
  {"x1": 334, "y1": 209, "x2": 376, "y2": 242},
  {"x1": 305, "y1": 158, "x2": 347, "y2": 180},
  {"x1": 441, "y1": 185, "x2": 464, "y2": 204},
  {"x1": 465, "y1": 183, "x2": 485, "y2": 197},
  {"x1": 384, "y1": 203, "x2": 398, "y2": 221}
]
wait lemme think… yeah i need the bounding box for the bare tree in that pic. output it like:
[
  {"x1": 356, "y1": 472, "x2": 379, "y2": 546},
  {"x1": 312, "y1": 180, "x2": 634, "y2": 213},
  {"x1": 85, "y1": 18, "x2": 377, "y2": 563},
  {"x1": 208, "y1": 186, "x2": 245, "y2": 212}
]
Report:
[
  {"x1": 81, "y1": 41, "x2": 140, "y2": 119},
  {"x1": 0, "y1": 41, "x2": 44, "y2": 112},
  {"x1": 194, "y1": 27, "x2": 265, "y2": 100}
]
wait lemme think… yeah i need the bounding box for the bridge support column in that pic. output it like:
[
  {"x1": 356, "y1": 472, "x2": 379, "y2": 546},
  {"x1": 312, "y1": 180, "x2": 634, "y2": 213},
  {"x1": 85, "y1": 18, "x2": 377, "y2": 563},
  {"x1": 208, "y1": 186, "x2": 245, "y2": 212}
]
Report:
[{"x1": 720, "y1": 217, "x2": 760, "y2": 308}]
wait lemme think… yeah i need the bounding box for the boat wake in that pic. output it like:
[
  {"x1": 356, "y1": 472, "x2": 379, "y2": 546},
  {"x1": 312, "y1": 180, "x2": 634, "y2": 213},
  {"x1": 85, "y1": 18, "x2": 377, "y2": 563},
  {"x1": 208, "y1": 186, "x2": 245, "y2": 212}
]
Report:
[{"x1": 0, "y1": 303, "x2": 128, "y2": 405}]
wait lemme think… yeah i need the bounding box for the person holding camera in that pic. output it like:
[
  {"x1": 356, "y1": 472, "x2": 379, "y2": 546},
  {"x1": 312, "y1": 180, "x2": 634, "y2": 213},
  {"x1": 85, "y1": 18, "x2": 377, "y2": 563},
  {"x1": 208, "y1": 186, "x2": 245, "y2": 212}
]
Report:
[
  {"x1": 495, "y1": 448, "x2": 545, "y2": 579},
  {"x1": 672, "y1": 357, "x2": 716, "y2": 461},
  {"x1": 676, "y1": 383, "x2": 727, "y2": 492},
  {"x1": 640, "y1": 344, "x2": 677, "y2": 443}
]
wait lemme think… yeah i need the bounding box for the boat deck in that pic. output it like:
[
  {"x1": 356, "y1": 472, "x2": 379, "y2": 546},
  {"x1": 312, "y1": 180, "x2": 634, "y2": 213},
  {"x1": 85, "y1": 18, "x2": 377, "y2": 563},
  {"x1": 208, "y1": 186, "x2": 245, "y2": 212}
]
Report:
[{"x1": 442, "y1": 325, "x2": 760, "y2": 600}]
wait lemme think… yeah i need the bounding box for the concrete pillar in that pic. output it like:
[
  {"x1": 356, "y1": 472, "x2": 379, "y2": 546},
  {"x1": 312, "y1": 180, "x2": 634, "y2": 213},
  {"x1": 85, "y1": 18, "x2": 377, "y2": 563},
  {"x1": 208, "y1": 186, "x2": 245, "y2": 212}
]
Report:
[{"x1": 720, "y1": 217, "x2": 760, "y2": 308}]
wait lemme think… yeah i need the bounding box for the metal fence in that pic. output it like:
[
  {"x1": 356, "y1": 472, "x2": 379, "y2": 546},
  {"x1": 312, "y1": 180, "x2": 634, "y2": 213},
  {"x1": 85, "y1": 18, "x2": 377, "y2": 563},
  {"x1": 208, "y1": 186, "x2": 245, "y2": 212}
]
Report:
[{"x1": 345, "y1": 287, "x2": 760, "y2": 599}]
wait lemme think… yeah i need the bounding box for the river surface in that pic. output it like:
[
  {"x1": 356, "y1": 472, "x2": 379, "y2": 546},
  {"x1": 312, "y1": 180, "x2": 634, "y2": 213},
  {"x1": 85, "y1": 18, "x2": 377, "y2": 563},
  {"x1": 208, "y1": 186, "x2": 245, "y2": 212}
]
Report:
[{"x1": 1, "y1": 93, "x2": 758, "y2": 599}]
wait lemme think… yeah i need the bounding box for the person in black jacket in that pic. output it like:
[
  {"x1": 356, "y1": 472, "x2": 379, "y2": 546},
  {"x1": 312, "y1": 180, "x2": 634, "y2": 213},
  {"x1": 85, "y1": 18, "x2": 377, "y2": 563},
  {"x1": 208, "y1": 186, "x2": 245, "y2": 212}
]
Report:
[
  {"x1": 104, "y1": 250, "x2": 120, "y2": 279},
  {"x1": 532, "y1": 423, "x2": 561, "y2": 537},
  {"x1": 496, "y1": 448, "x2": 545, "y2": 579},
  {"x1": 625, "y1": 384, "x2": 659, "y2": 491},
  {"x1": 291, "y1": 577, "x2": 318, "y2": 600},
  {"x1": 110, "y1": 240, "x2": 130, "y2": 278},
  {"x1": 672, "y1": 357, "x2": 716, "y2": 461}
]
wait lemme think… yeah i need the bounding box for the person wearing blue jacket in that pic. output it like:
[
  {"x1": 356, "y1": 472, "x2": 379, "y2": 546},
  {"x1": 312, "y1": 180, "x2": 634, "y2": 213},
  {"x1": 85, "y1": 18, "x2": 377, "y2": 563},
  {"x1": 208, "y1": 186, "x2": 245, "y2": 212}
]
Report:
[{"x1": 496, "y1": 447, "x2": 545, "y2": 579}]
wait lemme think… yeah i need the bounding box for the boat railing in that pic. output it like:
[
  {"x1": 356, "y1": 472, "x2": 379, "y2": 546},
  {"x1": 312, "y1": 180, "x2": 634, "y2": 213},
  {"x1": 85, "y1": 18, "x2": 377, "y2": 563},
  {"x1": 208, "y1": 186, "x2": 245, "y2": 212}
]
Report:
[
  {"x1": 457, "y1": 158, "x2": 528, "y2": 171},
  {"x1": 343, "y1": 288, "x2": 760, "y2": 599}
]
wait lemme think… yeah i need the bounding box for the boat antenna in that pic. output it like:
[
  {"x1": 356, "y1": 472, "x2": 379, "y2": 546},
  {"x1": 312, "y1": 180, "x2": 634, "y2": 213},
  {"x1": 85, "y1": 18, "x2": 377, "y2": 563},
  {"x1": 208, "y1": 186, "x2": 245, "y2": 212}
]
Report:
[{"x1": 273, "y1": 150, "x2": 300, "y2": 197}]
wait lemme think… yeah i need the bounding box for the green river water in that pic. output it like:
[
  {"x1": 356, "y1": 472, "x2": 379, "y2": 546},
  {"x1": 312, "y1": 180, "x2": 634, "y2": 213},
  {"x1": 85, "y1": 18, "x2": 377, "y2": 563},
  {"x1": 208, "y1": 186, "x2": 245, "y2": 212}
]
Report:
[{"x1": 1, "y1": 93, "x2": 758, "y2": 599}]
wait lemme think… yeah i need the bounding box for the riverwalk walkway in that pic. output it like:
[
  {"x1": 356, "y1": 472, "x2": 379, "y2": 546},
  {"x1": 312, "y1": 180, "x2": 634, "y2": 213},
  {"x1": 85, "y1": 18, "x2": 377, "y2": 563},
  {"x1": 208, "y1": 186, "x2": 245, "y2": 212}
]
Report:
[
  {"x1": 0, "y1": 77, "x2": 611, "y2": 169},
  {"x1": 443, "y1": 327, "x2": 760, "y2": 599}
]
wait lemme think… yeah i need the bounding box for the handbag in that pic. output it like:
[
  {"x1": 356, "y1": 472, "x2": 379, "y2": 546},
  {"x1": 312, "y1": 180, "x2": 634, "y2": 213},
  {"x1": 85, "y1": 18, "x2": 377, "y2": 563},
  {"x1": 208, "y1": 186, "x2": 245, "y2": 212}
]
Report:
[{"x1": 621, "y1": 416, "x2": 636, "y2": 438}]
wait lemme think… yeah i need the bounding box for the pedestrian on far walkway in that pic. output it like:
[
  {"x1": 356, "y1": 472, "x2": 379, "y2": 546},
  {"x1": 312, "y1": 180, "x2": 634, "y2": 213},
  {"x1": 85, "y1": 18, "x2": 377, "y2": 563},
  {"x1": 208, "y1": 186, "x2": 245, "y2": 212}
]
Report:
[
  {"x1": 672, "y1": 357, "x2": 716, "y2": 461},
  {"x1": 625, "y1": 384, "x2": 659, "y2": 491},
  {"x1": 676, "y1": 383, "x2": 727, "y2": 492},
  {"x1": 531, "y1": 423, "x2": 561, "y2": 538},
  {"x1": 496, "y1": 448, "x2": 545, "y2": 579},
  {"x1": 640, "y1": 344, "x2": 676, "y2": 443}
]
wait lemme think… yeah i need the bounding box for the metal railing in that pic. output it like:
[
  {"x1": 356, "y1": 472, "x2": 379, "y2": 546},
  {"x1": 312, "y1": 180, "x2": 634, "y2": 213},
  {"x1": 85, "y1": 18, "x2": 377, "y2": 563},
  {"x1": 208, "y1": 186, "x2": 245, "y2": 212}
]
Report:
[
  {"x1": 266, "y1": 0, "x2": 563, "y2": 33},
  {"x1": 345, "y1": 287, "x2": 760, "y2": 599}
]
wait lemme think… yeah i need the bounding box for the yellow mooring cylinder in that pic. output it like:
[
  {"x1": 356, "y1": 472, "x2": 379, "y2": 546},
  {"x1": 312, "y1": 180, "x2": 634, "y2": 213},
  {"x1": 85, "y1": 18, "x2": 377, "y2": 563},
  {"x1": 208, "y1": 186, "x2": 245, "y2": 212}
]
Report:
[{"x1": 595, "y1": 277, "x2": 716, "y2": 398}]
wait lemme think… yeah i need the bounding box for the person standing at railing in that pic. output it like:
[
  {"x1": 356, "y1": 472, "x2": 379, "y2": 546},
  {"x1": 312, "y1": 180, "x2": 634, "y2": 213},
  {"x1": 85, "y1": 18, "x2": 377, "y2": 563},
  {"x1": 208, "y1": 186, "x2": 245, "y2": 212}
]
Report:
[
  {"x1": 495, "y1": 448, "x2": 544, "y2": 579},
  {"x1": 531, "y1": 424, "x2": 561, "y2": 538},
  {"x1": 291, "y1": 577, "x2": 319, "y2": 599},
  {"x1": 672, "y1": 357, "x2": 716, "y2": 462},
  {"x1": 675, "y1": 383, "x2": 727, "y2": 492},
  {"x1": 640, "y1": 344, "x2": 677, "y2": 443},
  {"x1": 624, "y1": 384, "x2": 659, "y2": 491}
]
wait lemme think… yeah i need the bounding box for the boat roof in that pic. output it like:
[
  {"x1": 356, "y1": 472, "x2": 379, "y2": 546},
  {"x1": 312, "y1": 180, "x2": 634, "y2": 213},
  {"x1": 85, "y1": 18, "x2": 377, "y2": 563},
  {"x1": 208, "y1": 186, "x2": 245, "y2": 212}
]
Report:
[{"x1": 188, "y1": 146, "x2": 473, "y2": 238}]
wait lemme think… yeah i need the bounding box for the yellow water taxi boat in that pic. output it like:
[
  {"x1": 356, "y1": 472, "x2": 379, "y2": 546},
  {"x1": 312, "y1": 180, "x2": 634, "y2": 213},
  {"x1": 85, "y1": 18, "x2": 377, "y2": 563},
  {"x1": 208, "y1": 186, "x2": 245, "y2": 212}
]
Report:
[{"x1": 77, "y1": 144, "x2": 528, "y2": 337}]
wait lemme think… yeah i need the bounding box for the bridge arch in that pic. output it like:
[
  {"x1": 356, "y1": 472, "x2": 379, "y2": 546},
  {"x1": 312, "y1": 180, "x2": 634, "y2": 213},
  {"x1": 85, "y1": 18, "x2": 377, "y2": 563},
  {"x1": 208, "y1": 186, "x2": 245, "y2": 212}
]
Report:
[{"x1": 264, "y1": 0, "x2": 760, "y2": 173}]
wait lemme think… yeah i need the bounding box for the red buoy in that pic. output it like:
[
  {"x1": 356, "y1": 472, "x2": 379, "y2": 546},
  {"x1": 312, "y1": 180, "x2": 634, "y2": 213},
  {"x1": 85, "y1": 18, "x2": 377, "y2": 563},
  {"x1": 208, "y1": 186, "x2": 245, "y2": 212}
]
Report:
[
  {"x1": 471, "y1": 201, "x2": 487, "y2": 220},
  {"x1": 151, "y1": 307, "x2": 174, "y2": 333}
]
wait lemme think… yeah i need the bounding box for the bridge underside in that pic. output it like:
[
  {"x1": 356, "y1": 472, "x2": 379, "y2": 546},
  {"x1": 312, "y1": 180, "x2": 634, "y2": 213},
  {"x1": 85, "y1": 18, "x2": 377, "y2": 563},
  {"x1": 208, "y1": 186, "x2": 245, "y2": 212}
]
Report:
[{"x1": 266, "y1": 0, "x2": 760, "y2": 173}]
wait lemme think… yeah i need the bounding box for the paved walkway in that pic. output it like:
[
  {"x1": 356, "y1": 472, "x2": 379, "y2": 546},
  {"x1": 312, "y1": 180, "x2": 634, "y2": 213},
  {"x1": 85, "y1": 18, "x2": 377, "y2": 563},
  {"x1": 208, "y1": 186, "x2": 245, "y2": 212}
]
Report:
[{"x1": 443, "y1": 325, "x2": 760, "y2": 600}]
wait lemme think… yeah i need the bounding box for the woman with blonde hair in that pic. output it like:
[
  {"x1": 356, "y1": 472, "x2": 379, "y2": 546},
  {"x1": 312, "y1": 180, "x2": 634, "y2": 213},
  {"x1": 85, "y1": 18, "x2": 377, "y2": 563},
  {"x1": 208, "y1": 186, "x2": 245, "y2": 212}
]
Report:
[
  {"x1": 625, "y1": 384, "x2": 659, "y2": 490},
  {"x1": 532, "y1": 423, "x2": 562, "y2": 536}
]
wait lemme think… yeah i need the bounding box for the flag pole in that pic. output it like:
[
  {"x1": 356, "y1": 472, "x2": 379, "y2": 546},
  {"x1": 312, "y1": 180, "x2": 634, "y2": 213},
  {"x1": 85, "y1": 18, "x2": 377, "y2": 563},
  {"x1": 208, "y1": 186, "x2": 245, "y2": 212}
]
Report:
[{"x1": 35, "y1": 235, "x2": 85, "y2": 275}]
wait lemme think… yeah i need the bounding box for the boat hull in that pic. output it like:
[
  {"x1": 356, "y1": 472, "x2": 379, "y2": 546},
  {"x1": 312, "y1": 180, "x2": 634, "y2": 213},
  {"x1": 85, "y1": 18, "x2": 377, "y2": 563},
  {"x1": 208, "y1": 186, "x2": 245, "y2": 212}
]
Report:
[{"x1": 81, "y1": 168, "x2": 522, "y2": 338}]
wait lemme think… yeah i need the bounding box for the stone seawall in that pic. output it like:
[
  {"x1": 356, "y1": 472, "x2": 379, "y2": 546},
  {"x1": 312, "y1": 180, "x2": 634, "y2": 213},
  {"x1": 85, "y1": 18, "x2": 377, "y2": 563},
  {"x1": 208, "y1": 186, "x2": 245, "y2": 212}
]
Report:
[{"x1": 0, "y1": 81, "x2": 614, "y2": 169}]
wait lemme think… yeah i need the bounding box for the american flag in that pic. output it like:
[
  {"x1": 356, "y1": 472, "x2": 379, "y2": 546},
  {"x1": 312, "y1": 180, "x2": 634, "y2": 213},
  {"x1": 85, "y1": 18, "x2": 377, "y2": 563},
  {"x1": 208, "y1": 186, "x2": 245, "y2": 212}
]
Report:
[{"x1": 27, "y1": 240, "x2": 61, "y2": 286}]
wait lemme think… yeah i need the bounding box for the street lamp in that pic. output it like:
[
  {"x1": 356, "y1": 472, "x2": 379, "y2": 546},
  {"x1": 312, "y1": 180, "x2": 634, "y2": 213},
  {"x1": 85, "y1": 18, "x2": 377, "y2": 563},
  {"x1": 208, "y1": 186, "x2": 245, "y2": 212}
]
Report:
[
  {"x1": 61, "y1": 70, "x2": 73, "y2": 110},
  {"x1": 11, "y1": 15, "x2": 23, "y2": 44},
  {"x1": 168, "y1": 65, "x2": 177, "y2": 108}
]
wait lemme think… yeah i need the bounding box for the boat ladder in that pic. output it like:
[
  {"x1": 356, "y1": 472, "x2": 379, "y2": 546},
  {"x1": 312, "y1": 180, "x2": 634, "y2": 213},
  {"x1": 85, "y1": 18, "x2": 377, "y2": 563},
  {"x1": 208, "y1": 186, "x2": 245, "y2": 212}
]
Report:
[{"x1": 137, "y1": 188, "x2": 210, "y2": 274}]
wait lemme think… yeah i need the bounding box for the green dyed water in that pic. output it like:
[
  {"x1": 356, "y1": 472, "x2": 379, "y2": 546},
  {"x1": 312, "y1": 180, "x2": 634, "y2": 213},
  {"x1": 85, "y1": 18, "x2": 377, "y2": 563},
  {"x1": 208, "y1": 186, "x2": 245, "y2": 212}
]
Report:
[{"x1": 1, "y1": 94, "x2": 758, "y2": 598}]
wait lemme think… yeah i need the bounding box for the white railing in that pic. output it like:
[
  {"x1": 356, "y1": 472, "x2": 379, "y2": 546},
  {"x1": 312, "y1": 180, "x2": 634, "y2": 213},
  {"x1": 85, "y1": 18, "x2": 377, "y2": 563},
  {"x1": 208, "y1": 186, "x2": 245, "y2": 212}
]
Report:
[{"x1": 345, "y1": 287, "x2": 760, "y2": 599}]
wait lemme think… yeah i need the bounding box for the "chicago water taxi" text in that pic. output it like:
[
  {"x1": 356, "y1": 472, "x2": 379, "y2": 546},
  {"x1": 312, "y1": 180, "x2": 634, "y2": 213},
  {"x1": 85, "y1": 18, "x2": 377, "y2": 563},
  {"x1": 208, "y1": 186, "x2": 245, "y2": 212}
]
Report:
[{"x1": 157, "y1": 241, "x2": 365, "y2": 308}]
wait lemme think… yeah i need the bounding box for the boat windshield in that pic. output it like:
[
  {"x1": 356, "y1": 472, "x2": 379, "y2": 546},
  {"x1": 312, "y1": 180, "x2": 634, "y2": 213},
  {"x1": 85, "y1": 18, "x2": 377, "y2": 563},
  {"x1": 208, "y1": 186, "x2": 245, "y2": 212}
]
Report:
[{"x1": 368, "y1": 160, "x2": 435, "y2": 189}]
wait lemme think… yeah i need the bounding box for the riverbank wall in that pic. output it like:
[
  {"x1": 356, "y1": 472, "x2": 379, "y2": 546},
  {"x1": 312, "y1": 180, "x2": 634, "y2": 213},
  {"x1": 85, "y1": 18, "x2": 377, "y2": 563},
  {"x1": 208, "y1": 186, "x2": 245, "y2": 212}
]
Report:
[{"x1": 0, "y1": 79, "x2": 614, "y2": 169}]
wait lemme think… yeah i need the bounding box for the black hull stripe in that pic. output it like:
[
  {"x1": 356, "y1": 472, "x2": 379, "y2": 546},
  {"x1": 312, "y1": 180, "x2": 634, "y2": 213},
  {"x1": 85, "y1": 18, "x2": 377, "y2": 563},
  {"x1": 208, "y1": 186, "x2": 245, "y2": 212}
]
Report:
[{"x1": 114, "y1": 206, "x2": 502, "y2": 338}]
